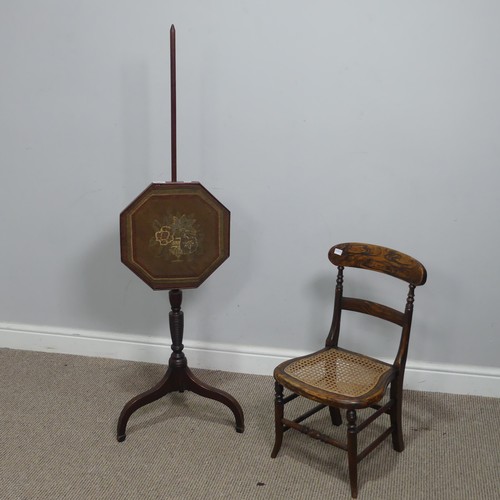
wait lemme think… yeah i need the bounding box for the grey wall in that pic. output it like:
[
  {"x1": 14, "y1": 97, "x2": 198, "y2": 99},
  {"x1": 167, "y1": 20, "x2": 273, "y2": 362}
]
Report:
[{"x1": 1, "y1": 1, "x2": 499, "y2": 368}]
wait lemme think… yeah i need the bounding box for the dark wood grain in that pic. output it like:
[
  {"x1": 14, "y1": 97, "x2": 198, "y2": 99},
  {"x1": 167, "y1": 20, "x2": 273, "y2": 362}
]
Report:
[
  {"x1": 341, "y1": 297, "x2": 405, "y2": 326},
  {"x1": 328, "y1": 242, "x2": 427, "y2": 286}
]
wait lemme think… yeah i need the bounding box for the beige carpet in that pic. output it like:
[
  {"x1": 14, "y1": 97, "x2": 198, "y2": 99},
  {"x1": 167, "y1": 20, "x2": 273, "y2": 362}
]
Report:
[{"x1": 1, "y1": 348, "x2": 499, "y2": 499}]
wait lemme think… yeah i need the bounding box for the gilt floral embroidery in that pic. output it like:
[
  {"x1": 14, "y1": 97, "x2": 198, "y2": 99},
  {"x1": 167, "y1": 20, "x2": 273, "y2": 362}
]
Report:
[{"x1": 151, "y1": 214, "x2": 201, "y2": 261}]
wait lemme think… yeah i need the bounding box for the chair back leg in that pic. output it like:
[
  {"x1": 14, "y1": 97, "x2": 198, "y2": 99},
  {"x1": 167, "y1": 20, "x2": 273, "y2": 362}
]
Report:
[
  {"x1": 390, "y1": 379, "x2": 405, "y2": 452},
  {"x1": 329, "y1": 406, "x2": 342, "y2": 426}
]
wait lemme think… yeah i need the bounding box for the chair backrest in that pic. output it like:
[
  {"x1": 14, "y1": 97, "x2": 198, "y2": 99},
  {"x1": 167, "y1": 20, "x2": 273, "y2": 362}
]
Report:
[
  {"x1": 328, "y1": 242, "x2": 427, "y2": 286},
  {"x1": 325, "y1": 242, "x2": 427, "y2": 369}
]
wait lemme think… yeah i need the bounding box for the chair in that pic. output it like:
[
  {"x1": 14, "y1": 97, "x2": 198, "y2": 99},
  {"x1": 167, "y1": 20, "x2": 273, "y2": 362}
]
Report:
[{"x1": 271, "y1": 242, "x2": 427, "y2": 498}]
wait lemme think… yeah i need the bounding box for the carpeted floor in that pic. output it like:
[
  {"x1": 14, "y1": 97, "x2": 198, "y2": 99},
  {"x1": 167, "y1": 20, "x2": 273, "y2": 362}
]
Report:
[{"x1": 1, "y1": 348, "x2": 499, "y2": 499}]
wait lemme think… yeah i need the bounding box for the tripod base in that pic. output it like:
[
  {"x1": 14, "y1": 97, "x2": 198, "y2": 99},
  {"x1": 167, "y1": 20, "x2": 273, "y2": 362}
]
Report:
[
  {"x1": 117, "y1": 289, "x2": 244, "y2": 442},
  {"x1": 117, "y1": 357, "x2": 245, "y2": 441}
]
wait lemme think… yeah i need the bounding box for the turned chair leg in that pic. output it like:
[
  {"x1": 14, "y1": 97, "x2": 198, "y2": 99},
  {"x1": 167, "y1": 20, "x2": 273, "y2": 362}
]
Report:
[
  {"x1": 271, "y1": 381, "x2": 284, "y2": 458},
  {"x1": 347, "y1": 409, "x2": 358, "y2": 499},
  {"x1": 390, "y1": 379, "x2": 405, "y2": 452}
]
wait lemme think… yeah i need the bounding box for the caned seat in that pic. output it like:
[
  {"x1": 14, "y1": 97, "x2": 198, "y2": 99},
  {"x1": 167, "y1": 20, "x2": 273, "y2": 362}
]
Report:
[
  {"x1": 281, "y1": 348, "x2": 394, "y2": 404},
  {"x1": 271, "y1": 243, "x2": 427, "y2": 498}
]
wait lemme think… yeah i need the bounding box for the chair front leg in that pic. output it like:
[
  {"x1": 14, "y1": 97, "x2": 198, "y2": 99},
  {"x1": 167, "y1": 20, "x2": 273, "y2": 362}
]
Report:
[
  {"x1": 347, "y1": 409, "x2": 358, "y2": 499},
  {"x1": 271, "y1": 381, "x2": 285, "y2": 458}
]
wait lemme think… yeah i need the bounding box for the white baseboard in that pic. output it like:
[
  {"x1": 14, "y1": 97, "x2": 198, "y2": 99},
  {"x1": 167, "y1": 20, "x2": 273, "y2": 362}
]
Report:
[{"x1": 1, "y1": 322, "x2": 499, "y2": 398}]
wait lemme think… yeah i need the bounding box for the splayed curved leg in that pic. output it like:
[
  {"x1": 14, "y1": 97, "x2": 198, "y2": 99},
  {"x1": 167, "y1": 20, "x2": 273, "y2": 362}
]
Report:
[
  {"x1": 117, "y1": 364, "x2": 178, "y2": 442},
  {"x1": 183, "y1": 366, "x2": 244, "y2": 432}
]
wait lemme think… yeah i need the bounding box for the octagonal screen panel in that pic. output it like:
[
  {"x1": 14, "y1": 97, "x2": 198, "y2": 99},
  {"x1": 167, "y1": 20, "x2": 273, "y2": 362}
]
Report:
[{"x1": 120, "y1": 182, "x2": 230, "y2": 290}]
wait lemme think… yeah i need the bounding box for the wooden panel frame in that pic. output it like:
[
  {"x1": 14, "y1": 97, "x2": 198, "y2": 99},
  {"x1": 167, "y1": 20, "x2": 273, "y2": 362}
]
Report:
[{"x1": 120, "y1": 182, "x2": 230, "y2": 289}]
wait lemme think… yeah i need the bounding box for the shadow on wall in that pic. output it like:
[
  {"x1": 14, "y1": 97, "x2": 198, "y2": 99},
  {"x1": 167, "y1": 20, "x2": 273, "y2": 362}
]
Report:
[
  {"x1": 177, "y1": 197, "x2": 257, "y2": 345},
  {"x1": 76, "y1": 61, "x2": 170, "y2": 337},
  {"x1": 305, "y1": 271, "x2": 337, "y2": 346},
  {"x1": 79, "y1": 228, "x2": 169, "y2": 336}
]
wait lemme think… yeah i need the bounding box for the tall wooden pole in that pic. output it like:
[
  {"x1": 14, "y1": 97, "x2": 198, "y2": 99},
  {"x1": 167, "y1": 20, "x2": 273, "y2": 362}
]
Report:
[{"x1": 170, "y1": 25, "x2": 177, "y2": 182}]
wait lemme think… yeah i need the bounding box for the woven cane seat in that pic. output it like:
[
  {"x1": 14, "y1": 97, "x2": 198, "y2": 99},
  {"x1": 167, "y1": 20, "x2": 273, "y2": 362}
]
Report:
[{"x1": 277, "y1": 348, "x2": 395, "y2": 406}]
